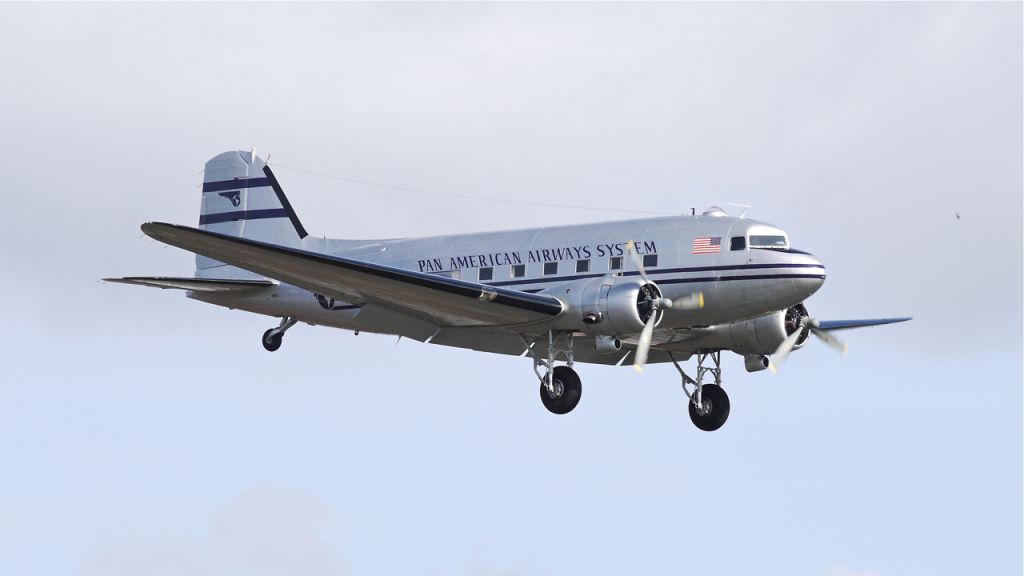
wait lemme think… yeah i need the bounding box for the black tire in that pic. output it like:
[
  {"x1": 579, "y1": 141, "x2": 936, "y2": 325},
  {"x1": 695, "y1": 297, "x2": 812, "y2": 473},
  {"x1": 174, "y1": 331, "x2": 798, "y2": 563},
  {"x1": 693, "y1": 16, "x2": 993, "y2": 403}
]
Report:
[
  {"x1": 539, "y1": 366, "x2": 582, "y2": 415},
  {"x1": 688, "y1": 384, "x2": 730, "y2": 431},
  {"x1": 262, "y1": 329, "x2": 283, "y2": 352}
]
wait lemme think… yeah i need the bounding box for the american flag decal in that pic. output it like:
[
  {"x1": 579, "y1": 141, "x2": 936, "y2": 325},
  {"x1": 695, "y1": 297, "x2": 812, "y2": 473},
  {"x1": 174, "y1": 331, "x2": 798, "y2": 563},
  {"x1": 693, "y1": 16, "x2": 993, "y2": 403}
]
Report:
[{"x1": 692, "y1": 236, "x2": 722, "y2": 254}]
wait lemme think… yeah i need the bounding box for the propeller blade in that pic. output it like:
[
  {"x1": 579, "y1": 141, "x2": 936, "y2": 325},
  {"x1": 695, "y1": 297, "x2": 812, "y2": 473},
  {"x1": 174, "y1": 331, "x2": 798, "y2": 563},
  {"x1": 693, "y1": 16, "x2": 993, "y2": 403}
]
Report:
[
  {"x1": 633, "y1": 310, "x2": 658, "y2": 372},
  {"x1": 769, "y1": 325, "x2": 805, "y2": 373},
  {"x1": 674, "y1": 291, "x2": 704, "y2": 311},
  {"x1": 810, "y1": 326, "x2": 848, "y2": 354},
  {"x1": 770, "y1": 317, "x2": 850, "y2": 373},
  {"x1": 625, "y1": 240, "x2": 651, "y2": 284}
]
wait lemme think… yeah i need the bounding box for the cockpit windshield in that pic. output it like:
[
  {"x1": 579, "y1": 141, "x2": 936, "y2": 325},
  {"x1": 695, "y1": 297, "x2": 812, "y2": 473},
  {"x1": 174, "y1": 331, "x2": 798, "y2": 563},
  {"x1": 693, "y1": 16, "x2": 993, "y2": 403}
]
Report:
[{"x1": 749, "y1": 235, "x2": 789, "y2": 249}]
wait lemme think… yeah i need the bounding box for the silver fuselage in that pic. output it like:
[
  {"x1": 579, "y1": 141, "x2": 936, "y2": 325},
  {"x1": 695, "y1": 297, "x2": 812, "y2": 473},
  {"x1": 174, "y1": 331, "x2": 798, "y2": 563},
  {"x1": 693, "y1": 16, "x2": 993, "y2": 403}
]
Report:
[{"x1": 191, "y1": 212, "x2": 825, "y2": 361}]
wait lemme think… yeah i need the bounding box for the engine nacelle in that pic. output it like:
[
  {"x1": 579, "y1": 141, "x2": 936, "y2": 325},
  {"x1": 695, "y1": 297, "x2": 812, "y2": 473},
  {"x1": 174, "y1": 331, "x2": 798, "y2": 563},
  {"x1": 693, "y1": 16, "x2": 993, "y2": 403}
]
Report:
[
  {"x1": 697, "y1": 304, "x2": 810, "y2": 355},
  {"x1": 549, "y1": 276, "x2": 662, "y2": 337}
]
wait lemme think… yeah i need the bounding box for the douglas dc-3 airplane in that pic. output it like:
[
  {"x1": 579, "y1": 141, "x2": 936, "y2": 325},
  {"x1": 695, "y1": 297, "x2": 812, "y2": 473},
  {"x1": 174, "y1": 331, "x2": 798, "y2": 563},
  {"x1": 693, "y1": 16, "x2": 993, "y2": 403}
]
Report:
[{"x1": 107, "y1": 150, "x2": 910, "y2": 431}]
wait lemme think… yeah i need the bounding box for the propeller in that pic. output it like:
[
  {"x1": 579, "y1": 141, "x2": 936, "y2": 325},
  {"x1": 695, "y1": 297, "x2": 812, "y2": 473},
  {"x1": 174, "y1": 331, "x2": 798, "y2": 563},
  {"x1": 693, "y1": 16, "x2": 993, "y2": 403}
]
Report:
[
  {"x1": 769, "y1": 317, "x2": 848, "y2": 373},
  {"x1": 633, "y1": 293, "x2": 672, "y2": 372},
  {"x1": 626, "y1": 241, "x2": 703, "y2": 372}
]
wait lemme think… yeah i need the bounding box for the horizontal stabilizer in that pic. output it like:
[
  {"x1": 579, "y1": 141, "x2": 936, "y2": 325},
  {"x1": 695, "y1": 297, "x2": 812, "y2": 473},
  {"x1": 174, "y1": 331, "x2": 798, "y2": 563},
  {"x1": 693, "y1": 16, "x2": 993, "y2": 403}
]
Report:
[
  {"x1": 816, "y1": 317, "x2": 912, "y2": 331},
  {"x1": 104, "y1": 276, "x2": 275, "y2": 292}
]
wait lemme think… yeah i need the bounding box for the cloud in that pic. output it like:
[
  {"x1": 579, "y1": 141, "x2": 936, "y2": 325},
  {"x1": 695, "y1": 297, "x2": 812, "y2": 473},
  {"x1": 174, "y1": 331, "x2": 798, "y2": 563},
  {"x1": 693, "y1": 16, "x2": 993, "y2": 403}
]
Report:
[{"x1": 81, "y1": 487, "x2": 346, "y2": 576}]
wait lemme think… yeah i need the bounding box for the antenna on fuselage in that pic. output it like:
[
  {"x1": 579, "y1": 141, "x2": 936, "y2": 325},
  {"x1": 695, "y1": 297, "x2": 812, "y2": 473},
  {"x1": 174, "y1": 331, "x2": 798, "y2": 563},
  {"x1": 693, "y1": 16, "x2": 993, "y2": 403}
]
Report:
[{"x1": 724, "y1": 202, "x2": 751, "y2": 218}]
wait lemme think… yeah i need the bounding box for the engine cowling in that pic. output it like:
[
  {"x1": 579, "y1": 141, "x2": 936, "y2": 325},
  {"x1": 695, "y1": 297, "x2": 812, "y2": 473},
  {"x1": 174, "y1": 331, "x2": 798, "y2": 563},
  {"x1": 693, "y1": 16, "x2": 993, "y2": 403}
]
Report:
[
  {"x1": 549, "y1": 276, "x2": 663, "y2": 337},
  {"x1": 698, "y1": 304, "x2": 810, "y2": 355}
]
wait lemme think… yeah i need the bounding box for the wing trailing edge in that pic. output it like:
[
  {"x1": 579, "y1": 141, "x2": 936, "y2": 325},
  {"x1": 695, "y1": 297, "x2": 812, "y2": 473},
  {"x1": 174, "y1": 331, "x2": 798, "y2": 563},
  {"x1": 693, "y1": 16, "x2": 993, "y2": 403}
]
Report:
[
  {"x1": 104, "y1": 276, "x2": 275, "y2": 292},
  {"x1": 139, "y1": 222, "x2": 564, "y2": 327}
]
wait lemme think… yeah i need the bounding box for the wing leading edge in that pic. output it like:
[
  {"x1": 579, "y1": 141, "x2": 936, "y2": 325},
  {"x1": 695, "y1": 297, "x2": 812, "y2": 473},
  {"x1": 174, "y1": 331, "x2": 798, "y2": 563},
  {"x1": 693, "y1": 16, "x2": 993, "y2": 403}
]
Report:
[{"x1": 140, "y1": 222, "x2": 563, "y2": 327}]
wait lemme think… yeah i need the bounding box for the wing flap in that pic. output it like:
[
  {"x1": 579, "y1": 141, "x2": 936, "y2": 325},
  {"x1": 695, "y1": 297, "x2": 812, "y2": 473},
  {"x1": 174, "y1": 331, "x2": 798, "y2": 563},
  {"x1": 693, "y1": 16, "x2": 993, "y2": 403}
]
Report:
[
  {"x1": 104, "y1": 276, "x2": 275, "y2": 292},
  {"x1": 140, "y1": 222, "x2": 563, "y2": 327}
]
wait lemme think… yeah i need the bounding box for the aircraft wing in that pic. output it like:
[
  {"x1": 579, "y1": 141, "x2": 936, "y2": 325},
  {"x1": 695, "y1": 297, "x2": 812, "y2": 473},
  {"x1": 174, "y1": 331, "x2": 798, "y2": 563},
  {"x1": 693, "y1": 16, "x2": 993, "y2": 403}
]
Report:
[
  {"x1": 140, "y1": 222, "x2": 564, "y2": 328},
  {"x1": 816, "y1": 317, "x2": 912, "y2": 331}
]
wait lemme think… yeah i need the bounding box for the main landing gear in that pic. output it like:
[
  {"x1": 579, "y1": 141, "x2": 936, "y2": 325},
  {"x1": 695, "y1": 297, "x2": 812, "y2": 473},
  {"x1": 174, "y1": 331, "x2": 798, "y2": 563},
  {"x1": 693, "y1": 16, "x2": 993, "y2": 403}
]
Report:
[
  {"x1": 262, "y1": 316, "x2": 297, "y2": 352},
  {"x1": 528, "y1": 332, "x2": 730, "y2": 430},
  {"x1": 669, "y1": 350, "x2": 730, "y2": 431},
  {"x1": 533, "y1": 331, "x2": 582, "y2": 415}
]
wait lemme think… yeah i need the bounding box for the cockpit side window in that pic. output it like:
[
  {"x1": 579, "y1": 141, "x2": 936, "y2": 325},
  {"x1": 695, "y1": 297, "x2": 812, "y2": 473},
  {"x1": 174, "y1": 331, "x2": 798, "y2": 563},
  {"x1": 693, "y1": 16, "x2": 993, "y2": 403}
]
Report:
[
  {"x1": 730, "y1": 236, "x2": 746, "y2": 251},
  {"x1": 749, "y1": 235, "x2": 789, "y2": 249}
]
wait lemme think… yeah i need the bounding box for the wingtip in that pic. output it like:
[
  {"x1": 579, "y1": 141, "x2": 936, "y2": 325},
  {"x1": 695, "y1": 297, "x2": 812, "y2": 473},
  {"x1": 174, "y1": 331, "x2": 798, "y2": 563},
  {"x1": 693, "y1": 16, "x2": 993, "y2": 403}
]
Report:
[{"x1": 139, "y1": 221, "x2": 165, "y2": 235}]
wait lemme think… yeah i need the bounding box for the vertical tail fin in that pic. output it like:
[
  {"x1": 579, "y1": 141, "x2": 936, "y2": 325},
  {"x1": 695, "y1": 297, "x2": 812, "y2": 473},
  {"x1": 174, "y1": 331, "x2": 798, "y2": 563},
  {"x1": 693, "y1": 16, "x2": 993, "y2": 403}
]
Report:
[{"x1": 197, "y1": 150, "x2": 307, "y2": 274}]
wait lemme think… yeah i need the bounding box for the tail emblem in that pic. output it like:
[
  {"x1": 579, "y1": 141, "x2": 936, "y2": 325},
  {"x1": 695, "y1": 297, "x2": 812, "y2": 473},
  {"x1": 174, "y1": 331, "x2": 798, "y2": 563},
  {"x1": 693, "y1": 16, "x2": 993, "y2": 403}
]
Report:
[{"x1": 218, "y1": 191, "x2": 241, "y2": 207}]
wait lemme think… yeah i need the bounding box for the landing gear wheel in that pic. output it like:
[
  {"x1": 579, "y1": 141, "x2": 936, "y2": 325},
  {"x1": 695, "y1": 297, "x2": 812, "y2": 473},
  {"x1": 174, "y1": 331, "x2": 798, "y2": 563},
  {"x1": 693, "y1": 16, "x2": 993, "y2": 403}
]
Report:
[
  {"x1": 539, "y1": 366, "x2": 582, "y2": 415},
  {"x1": 688, "y1": 384, "x2": 730, "y2": 431},
  {"x1": 262, "y1": 329, "x2": 283, "y2": 352}
]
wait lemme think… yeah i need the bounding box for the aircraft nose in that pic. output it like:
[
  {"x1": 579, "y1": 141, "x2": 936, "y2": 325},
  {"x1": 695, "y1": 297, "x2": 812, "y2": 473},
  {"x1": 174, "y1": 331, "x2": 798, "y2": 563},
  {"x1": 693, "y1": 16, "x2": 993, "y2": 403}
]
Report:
[{"x1": 792, "y1": 250, "x2": 826, "y2": 299}]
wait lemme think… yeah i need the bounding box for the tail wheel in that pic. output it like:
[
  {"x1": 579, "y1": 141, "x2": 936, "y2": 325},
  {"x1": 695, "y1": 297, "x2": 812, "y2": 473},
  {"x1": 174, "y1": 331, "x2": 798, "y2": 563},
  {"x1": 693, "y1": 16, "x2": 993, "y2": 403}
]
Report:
[
  {"x1": 540, "y1": 366, "x2": 582, "y2": 415},
  {"x1": 688, "y1": 384, "x2": 730, "y2": 431}
]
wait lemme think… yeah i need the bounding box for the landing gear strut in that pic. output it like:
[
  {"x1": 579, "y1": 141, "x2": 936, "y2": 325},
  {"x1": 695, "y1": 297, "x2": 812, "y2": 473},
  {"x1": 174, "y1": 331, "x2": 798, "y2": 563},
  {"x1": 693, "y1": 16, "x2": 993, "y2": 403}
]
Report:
[
  {"x1": 668, "y1": 350, "x2": 731, "y2": 431},
  {"x1": 532, "y1": 331, "x2": 582, "y2": 415},
  {"x1": 262, "y1": 316, "x2": 297, "y2": 352}
]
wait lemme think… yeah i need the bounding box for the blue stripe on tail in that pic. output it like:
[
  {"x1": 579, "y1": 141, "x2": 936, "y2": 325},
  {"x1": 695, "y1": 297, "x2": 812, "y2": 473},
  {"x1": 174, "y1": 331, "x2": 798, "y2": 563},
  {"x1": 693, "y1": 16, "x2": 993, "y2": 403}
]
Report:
[
  {"x1": 202, "y1": 177, "x2": 271, "y2": 193},
  {"x1": 199, "y1": 209, "x2": 289, "y2": 225}
]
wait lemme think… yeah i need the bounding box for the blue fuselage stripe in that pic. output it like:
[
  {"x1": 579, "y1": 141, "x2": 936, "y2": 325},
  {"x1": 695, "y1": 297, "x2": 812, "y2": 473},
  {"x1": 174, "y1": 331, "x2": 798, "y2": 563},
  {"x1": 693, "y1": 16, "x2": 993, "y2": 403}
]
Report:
[
  {"x1": 202, "y1": 177, "x2": 271, "y2": 193},
  {"x1": 657, "y1": 273, "x2": 826, "y2": 285},
  {"x1": 485, "y1": 264, "x2": 825, "y2": 288}
]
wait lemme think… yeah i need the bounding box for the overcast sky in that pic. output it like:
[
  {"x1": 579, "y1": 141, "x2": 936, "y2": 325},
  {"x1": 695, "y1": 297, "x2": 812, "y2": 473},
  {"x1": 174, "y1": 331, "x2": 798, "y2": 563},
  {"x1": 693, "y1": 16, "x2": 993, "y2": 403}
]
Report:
[{"x1": 1, "y1": 3, "x2": 1021, "y2": 576}]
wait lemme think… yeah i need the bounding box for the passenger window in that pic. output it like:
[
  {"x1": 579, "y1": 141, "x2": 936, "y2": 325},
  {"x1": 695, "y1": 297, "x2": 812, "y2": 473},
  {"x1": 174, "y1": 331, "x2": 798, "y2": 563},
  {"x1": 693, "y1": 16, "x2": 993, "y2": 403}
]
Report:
[
  {"x1": 576, "y1": 259, "x2": 590, "y2": 273},
  {"x1": 543, "y1": 262, "x2": 558, "y2": 275},
  {"x1": 730, "y1": 236, "x2": 746, "y2": 251},
  {"x1": 478, "y1": 267, "x2": 493, "y2": 281},
  {"x1": 642, "y1": 254, "x2": 658, "y2": 268},
  {"x1": 511, "y1": 264, "x2": 526, "y2": 278},
  {"x1": 609, "y1": 256, "x2": 623, "y2": 271}
]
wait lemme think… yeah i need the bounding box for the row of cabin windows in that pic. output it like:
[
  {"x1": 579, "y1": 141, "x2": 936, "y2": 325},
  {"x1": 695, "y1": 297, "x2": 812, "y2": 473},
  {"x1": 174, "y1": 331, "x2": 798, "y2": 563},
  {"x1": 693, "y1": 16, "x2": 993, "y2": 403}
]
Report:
[{"x1": 477, "y1": 254, "x2": 658, "y2": 281}]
